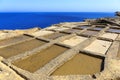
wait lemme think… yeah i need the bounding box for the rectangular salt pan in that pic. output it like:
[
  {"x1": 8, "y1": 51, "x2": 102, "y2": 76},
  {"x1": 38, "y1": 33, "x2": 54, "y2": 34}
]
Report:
[
  {"x1": 32, "y1": 31, "x2": 54, "y2": 37},
  {"x1": 43, "y1": 33, "x2": 66, "y2": 40},
  {"x1": 60, "y1": 36, "x2": 87, "y2": 47},
  {"x1": 64, "y1": 29, "x2": 81, "y2": 33},
  {"x1": 45, "y1": 26, "x2": 69, "y2": 31},
  {"x1": 53, "y1": 27, "x2": 69, "y2": 31},
  {"x1": 0, "y1": 39, "x2": 46, "y2": 58},
  {"x1": 52, "y1": 53, "x2": 103, "y2": 75},
  {"x1": 13, "y1": 45, "x2": 68, "y2": 73},
  {"x1": 107, "y1": 29, "x2": 120, "y2": 33},
  {"x1": 81, "y1": 30, "x2": 98, "y2": 36},
  {"x1": 100, "y1": 33, "x2": 118, "y2": 40},
  {"x1": 79, "y1": 26, "x2": 89, "y2": 29},
  {"x1": 92, "y1": 27, "x2": 104, "y2": 31},
  {"x1": 84, "y1": 40, "x2": 112, "y2": 54},
  {"x1": 0, "y1": 35, "x2": 31, "y2": 47}
]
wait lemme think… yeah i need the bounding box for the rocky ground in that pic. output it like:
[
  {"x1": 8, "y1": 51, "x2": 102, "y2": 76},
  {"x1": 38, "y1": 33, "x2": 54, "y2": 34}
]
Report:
[
  {"x1": 0, "y1": 15, "x2": 120, "y2": 79},
  {"x1": 0, "y1": 57, "x2": 24, "y2": 80},
  {"x1": 0, "y1": 27, "x2": 39, "y2": 80},
  {"x1": 96, "y1": 58, "x2": 120, "y2": 80},
  {"x1": 0, "y1": 27, "x2": 40, "y2": 40}
]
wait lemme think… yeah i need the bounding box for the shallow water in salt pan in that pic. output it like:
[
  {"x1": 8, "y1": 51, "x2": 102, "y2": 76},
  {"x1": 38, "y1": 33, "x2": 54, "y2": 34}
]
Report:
[
  {"x1": 0, "y1": 39, "x2": 46, "y2": 58},
  {"x1": 13, "y1": 45, "x2": 68, "y2": 73},
  {"x1": 107, "y1": 29, "x2": 120, "y2": 33},
  {"x1": 43, "y1": 33, "x2": 66, "y2": 39},
  {"x1": 52, "y1": 53, "x2": 103, "y2": 75},
  {"x1": 81, "y1": 30, "x2": 99, "y2": 36},
  {"x1": 64, "y1": 29, "x2": 81, "y2": 33},
  {"x1": 0, "y1": 35, "x2": 31, "y2": 47}
]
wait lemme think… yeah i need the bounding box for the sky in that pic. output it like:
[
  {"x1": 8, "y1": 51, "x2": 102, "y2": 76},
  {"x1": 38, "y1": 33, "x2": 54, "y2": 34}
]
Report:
[{"x1": 0, "y1": 0, "x2": 120, "y2": 12}]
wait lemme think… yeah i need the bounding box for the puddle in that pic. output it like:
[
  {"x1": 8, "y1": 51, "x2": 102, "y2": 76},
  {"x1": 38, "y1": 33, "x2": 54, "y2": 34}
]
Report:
[
  {"x1": 13, "y1": 45, "x2": 68, "y2": 73},
  {"x1": 60, "y1": 36, "x2": 87, "y2": 47},
  {"x1": 0, "y1": 35, "x2": 32, "y2": 47},
  {"x1": 0, "y1": 39, "x2": 46, "y2": 58},
  {"x1": 79, "y1": 26, "x2": 89, "y2": 29},
  {"x1": 51, "y1": 53, "x2": 104, "y2": 75},
  {"x1": 92, "y1": 27, "x2": 104, "y2": 31},
  {"x1": 84, "y1": 40, "x2": 112, "y2": 54},
  {"x1": 43, "y1": 33, "x2": 67, "y2": 40},
  {"x1": 81, "y1": 30, "x2": 99, "y2": 36},
  {"x1": 100, "y1": 33, "x2": 118, "y2": 40},
  {"x1": 107, "y1": 29, "x2": 120, "y2": 33},
  {"x1": 64, "y1": 29, "x2": 81, "y2": 33}
]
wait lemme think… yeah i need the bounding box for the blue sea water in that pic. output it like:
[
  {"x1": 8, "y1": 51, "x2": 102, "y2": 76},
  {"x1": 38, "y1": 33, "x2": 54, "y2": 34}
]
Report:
[{"x1": 0, "y1": 12, "x2": 114, "y2": 30}]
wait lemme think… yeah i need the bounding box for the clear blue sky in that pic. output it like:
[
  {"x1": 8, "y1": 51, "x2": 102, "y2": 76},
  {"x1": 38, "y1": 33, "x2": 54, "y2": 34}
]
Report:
[{"x1": 0, "y1": 0, "x2": 120, "y2": 12}]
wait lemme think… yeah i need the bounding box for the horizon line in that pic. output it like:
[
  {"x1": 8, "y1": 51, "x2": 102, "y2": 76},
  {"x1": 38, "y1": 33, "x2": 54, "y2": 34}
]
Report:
[{"x1": 0, "y1": 11, "x2": 115, "y2": 13}]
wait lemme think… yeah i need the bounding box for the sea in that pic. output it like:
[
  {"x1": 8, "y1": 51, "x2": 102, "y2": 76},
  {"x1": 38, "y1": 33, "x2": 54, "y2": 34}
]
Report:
[{"x1": 0, "y1": 12, "x2": 115, "y2": 30}]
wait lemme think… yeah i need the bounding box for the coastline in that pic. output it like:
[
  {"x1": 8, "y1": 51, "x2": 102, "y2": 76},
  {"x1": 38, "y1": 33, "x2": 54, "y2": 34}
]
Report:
[
  {"x1": 0, "y1": 12, "x2": 120, "y2": 80},
  {"x1": 0, "y1": 12, "x2": 114, "y2": 30}
]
